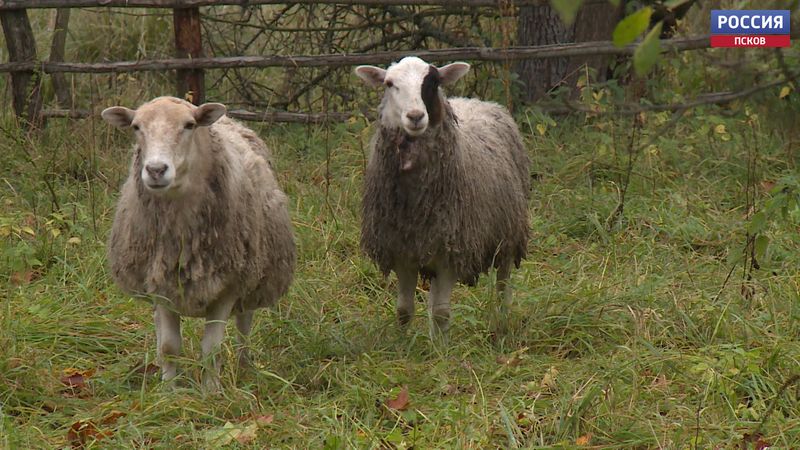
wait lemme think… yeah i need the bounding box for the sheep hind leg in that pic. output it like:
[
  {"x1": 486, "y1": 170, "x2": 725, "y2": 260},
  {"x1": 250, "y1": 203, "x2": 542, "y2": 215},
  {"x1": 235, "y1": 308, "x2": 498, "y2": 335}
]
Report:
[
  {"x1": 235, "y1": 310, "x2": 254, "y2": 368},
  {"x1": 395, "y1": 266, "x2": 418, "y2": 327},
  {"x1": 492, "y1": 262, "x2": 513, "y2": 336},
  {"x1": 429, "y1": 268, "x2": 455, "y2": 343},
  {"x1": 200, "y1": 299, "x2": 236, "y2": 392},
  {"x1": 154, "y1": 304, "x2": 181, "y2": 382}
]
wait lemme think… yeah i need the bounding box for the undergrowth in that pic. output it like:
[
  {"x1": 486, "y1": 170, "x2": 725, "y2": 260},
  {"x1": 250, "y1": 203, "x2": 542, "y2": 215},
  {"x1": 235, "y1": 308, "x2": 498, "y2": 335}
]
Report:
[{"x1": 2, "y1": 86, "x2": 800, "y2": 448}]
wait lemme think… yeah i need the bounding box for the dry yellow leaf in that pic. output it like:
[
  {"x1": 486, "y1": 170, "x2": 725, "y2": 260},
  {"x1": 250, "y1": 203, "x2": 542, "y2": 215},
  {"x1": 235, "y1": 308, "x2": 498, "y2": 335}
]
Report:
[
  {"x1": 540, "y1": 366, "x2": 559, "y2": 390},
  {"x1": 575, "y1": 433, "x2": 592, "y2": 445}
]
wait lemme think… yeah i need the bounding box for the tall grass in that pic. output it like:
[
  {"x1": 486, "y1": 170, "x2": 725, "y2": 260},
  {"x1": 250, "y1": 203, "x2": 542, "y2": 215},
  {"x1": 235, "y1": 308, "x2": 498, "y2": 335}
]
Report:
[{"x1": 3, "y1": 84, "x2": 800, "y2": 446}]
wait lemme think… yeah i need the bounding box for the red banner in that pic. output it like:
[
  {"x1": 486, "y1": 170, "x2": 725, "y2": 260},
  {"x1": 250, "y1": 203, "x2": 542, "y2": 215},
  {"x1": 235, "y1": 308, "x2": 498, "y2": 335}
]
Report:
[{"x1": 710, "y1": 35, "x2": 791, "y2": 47}]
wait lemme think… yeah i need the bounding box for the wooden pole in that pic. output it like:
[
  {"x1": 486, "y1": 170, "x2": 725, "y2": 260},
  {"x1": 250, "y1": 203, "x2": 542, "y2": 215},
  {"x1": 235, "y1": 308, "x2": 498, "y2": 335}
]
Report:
[
  {"x1": 49, "y1": 8, "x2": 71, "y2": 108},
  {"x1": 173, "y1": 7, "x2": 204, "y2": 105},
  {"x1": 0, "y1": 9, "x2": 43, "y2": 128}
]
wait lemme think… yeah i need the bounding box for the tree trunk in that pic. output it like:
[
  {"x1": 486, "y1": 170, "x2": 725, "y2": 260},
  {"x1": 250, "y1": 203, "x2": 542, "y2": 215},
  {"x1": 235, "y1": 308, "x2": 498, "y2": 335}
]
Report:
[
  {"x1": 563, "y1": 2, "x2": 622, "y2": 92},
  {"x1": 516, "y1": 1, "x2": 622, "y2": 102},
  {"x1": 49, "y1": 8, "x2": 71, "y2": 109},
  {"x1": 515, "y1": 4, "x2": 573, "y2": 102},
  {"x1": 1, "y1": 9, "x2": 43, "y2": 128}
]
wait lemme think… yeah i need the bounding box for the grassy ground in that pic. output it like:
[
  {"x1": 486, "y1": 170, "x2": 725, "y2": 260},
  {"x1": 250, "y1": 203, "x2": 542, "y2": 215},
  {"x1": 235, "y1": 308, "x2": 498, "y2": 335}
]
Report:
[{"x1": 2, "y1": 96, "x2": 800, "y2": 449}]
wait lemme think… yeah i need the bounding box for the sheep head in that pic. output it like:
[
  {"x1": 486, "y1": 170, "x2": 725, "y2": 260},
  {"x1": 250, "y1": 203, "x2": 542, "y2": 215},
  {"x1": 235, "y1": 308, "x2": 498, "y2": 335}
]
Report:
[
  {"x1": 355, "y1": 57, "x2": 470, "y2": 137},
  {"x1": 102, "y1": 97, "x2": 226, "y2": 195}
]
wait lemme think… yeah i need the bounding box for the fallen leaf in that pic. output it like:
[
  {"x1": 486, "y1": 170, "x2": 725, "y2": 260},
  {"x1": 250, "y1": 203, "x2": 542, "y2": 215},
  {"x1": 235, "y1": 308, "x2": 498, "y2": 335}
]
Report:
[
  {"x1": 779, "y1": 85, "x2": 792, "y2": 99},
  {"x1": 61, "y1": 368, "x2": 95, "y2": 396},
  {"x1": 234, "y1": 422, "x2": 259, "y2": 445},
  {"x1": 760, "y1": 180, "x2": 776, "y2": 192},
  {"x1": 496, "y1": 347, "x2": 529, "y2": 367},
  {"x1": 714, "y1": 124, "x2": 726, "y2": 134},
  {"x1": 743, "y1": 432, "x2": 771, "y2": 450},
  {"x1": 576, "y1": 433, "x2": 592, "y2": 446},
  {"x1": 540, "y1": 366, "x2": 559, "y2": 391},
  {"x1": 10, "y1": 270, "x2": 35, "y2": 286},
  {"x1": 651, "y1": 374, "x2": 669, "y2": 390},
  {"x1": 67, "y1": 236, "x2": 82, "y2": 245},
  {"x1": 254, "y1": 414, "x2": 274, "y2": 426},
  {"x1": 756, "y1": 438, "x2": 771, "y2": 450},
  {"x1": 40, "y1": 401, "x2": 57, "y2": 413},
  {"x1": 100, "y1": 410, "x2": 126, "y2": 426},
  {"x1": 207, "y1": 422, "x2": 238, "y2": 447},
  {"x1": 67, "y1": 420, "x2": 111, "y2": 449},
  {"x1": 385, "y1": 386, "x2": 410, "y2": 411},
  {"x1": 207, "y1": 421, "x2": 263, "y2": 446},
  {"x1": 133, "y1": 362, "x2": 159, "y2": 376}
]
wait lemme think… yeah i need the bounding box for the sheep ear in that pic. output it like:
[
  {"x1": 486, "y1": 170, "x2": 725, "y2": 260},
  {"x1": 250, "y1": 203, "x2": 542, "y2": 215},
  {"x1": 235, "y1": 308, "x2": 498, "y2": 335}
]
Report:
[
  {"x1": 101, "y1": 106, "x2": 135, "y2": 128},
  {"x1": 194, "y1": 103, "x2": 227, "y2": 126},
  {"x1": 354, "y1": 65, "x2": 386, "y2": 88},
  {"x1": 438, "y1": 62, "x2": 470, "y2": 86}
]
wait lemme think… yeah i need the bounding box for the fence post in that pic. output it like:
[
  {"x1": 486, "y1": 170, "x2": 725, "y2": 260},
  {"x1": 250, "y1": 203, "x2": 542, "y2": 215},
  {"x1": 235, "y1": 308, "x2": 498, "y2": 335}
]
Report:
[
  {"x1": 0, "y1": 8, "x2": 43, "y2": 128},
  {"x1": 173, "y1": 7, "x2": 204, "y2": 105}
]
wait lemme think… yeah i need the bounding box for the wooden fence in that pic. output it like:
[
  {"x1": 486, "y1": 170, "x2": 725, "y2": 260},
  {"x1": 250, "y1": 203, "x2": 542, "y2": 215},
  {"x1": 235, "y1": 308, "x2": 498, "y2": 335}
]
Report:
[{"x1": 0, "y1": 0, "x2": 714, "y2": 127}]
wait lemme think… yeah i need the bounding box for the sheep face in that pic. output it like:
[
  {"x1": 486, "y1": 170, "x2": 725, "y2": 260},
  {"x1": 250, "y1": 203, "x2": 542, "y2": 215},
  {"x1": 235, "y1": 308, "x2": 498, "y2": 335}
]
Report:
[
  {"x1": 102, "y1": 98, "x2": 226, "y2": 195},
  {"x1": 355, "y1": 57, "x2": 470, "y2": 137}
]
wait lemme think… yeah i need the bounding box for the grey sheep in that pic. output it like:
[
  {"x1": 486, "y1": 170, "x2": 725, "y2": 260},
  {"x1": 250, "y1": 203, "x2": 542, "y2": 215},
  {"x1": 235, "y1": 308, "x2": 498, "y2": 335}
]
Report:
[
  {"x1": 355, "y1": 57, "x2": 530, "y2": 337},
  {"x1": 102, "y1": 97, "x2": 296, "y2": 390}
]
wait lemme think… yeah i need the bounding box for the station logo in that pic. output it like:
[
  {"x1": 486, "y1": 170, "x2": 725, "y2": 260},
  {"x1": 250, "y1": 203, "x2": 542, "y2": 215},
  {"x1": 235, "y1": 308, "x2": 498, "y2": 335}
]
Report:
[{"x1": 711, "y1": 10, "x2": 790, "y2": 48}]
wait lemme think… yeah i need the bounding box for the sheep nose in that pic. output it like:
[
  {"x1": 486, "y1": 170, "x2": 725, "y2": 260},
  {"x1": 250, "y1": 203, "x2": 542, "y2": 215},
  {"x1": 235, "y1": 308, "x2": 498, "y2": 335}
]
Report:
[
  {"x1": 406, "y1": 110, "x2": 425, "y2": 125},
  {"x1": 145, "y1": 162, "x2": 168, "y2": 180}
]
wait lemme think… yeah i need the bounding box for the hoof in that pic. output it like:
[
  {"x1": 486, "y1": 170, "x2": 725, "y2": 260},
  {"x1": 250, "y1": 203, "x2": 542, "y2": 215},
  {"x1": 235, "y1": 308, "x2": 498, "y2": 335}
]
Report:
[
  {"x1": 397, "y1": 308, "x2": 414, "y2": 327},
  {"x1": 202, "y1": 375, "x2": 223, "y2": 394}
]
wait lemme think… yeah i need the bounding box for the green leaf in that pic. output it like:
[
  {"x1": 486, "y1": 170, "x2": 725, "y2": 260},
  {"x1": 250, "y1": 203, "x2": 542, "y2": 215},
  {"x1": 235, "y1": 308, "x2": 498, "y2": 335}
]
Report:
[
  {"x1": 754, "y1": 235, "x2": 769, "y2": 261},
  {"x1": 612, "y1": 7, "x2": 653, "y2": 47},
  {"x1": 608, "y1": 0, "x2": 621, "y2": 6},
  {"x1": 727, "y1": 245, "x2": 744, "y2": 266},
  {"x1": 633, "y1": 21, "x2": 663, "y2": 76},
  {"x1": 746, "y1": 211, "x2": 767, "y2": 234},
  {"x1": 550, "y1": 0, "x2": 584, "y2": 25}
]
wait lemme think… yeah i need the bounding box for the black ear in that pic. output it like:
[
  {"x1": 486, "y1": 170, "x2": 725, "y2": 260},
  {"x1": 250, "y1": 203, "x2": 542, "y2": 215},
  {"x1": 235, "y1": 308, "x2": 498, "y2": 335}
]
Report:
[
  {"x1": 101, "y1": 106, "x2": 135, "y2": 128},
  {"x1": 194, "y1": 103, "x2": 227, "y2": 126}
]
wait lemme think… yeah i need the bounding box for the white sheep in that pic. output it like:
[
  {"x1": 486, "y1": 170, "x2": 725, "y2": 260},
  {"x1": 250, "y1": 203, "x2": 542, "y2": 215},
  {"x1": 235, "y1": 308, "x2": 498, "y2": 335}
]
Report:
[
  {"x1": 102, "y1": 97, "x2": 296, "y2": 390},
  {"x1": 355, "y1": 57, "x2": 530, "y2": 337}
]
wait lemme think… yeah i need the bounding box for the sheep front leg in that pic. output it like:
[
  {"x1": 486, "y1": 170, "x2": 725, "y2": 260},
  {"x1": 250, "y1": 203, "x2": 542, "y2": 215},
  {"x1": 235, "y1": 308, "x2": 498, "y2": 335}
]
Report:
[
  {"x1": 201, "y1": 299, "x2": 235, "y2": 392},
  {"x1": 154, "y1": 304, "x2": 181, "y2": 382},
  {"x1": 235, "y1": 310, "x2": 254, "y2": 368},
  {"x1": 429, "y1": 268, "x2": 456, "y2": 339},
  {"x1": 395, "y1": 265, "x2": 418, "y2": 327}
]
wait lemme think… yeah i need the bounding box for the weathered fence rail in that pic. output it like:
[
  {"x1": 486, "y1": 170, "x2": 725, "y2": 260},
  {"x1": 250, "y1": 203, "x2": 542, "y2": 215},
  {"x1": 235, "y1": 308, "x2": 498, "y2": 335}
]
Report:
[{"x1": 0, "y1": 35, "x2": 711, "y2": 74}]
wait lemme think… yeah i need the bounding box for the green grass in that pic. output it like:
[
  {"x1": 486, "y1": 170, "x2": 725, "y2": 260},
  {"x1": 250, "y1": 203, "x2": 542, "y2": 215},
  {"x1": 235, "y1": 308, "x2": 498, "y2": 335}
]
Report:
[{"x1": 2, "y1": 98, "x2": 800, "y2": 449}]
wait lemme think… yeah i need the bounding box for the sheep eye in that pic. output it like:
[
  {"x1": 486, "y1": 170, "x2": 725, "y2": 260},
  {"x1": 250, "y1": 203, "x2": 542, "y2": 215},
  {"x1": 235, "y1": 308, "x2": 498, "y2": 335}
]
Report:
[
  {"x1": 131, "y1": 124, "x2": 140, "y2": 131},
  {"x1": 385, "y1": 80, "x2": 394, "y2": 88},
  {"x1": 184, "y1": 122, "x2": 196, "y2": 130}
]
